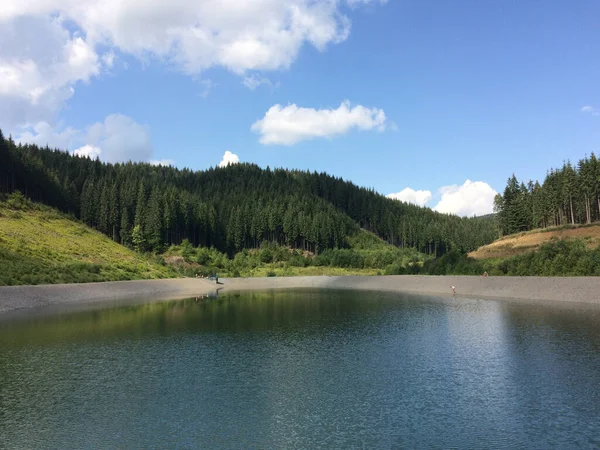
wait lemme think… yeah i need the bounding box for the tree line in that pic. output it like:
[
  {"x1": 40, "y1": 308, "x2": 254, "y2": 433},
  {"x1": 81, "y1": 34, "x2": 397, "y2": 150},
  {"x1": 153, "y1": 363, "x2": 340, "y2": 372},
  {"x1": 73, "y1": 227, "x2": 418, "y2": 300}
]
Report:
[
  {"x1": 494, "y1": 154, "x2": 600, "y2": 235},
  {"x1": 0, "y1": 129, "x2": 496, "y2": 255}
]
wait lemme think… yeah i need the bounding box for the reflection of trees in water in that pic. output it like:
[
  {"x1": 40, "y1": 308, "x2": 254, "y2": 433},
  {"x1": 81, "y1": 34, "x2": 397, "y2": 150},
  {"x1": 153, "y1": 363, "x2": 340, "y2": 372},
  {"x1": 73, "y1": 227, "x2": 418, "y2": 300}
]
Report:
[{"x1": 0, "y1": 290, "x2": 420, "y2": 347}]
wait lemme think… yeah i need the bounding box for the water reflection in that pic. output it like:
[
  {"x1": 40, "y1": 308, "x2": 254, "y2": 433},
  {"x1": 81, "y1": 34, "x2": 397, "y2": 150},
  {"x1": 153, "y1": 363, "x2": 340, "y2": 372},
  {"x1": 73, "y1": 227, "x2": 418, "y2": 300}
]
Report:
[{"x1": 0, "y1": 290, "x2": 599, "y2": 449}]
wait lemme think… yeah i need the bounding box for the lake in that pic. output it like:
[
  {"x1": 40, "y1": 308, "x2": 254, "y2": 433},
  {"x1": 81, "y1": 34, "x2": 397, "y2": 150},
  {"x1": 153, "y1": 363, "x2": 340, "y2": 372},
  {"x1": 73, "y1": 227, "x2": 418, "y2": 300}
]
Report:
[{"x1": 1, "y1": 289, "x2": 599, "y2": 449}]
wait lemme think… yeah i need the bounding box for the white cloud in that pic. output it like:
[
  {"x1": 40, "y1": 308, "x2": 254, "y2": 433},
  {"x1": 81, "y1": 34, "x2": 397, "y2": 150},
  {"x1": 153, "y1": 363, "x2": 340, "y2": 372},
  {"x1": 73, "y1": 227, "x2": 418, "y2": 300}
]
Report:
[
  {"x1": 0, "y1": 15, "x2": 110, "y2": 128},
  {"x1": 346, "y1": 0, "x2": 388, "y2": 7},
  {"x1": 242, "y1": 74, "x2": 277, "y2": 90},
  {"x1": 387, "y1": 188, "x2": 432, "y2": 207},
  {"x1": 85, "y1": 114, "x2": 153, "y2": 163},
  {"x1": 0, "y1": 1, "x2": 385, "y2": 127},
  {"x1": 581, "y1": 105, "x2": 599, "y2": 116},
  {"x1": 251, "y1": 100, "x2": 389, "y2": 145},
  {"x1": 15, "y1": 121, "x2": 78, "y2": 149},
  {"x1": 433, "y1": 180, "x2": 497, "y2": 217},
  {"x1": 101, "y1": 52, "x2": 115, "y2": 68},
  {"x1": 219, "y1": 150, "x2": 240, "y2": 168},
  {"x1": 149, "y1": 159, "x2": 174, "y2": 166},
  {"x1": 15, "y1": 113, "x2": 155, "y2": 163},
  {"x1": 73, "y1": 144, "x2": 102, "y2": 159}
]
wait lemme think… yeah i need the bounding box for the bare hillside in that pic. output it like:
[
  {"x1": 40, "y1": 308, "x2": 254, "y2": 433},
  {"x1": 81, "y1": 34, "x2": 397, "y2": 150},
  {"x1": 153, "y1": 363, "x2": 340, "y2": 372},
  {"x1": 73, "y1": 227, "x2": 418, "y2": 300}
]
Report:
[{"x1": 469, "y1": 224, "x2": 600, "y2": 260}]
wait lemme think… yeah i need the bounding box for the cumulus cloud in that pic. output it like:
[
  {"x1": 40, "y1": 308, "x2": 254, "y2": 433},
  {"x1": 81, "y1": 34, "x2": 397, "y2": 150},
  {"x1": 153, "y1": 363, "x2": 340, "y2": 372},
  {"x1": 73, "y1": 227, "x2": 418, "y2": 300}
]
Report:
[
  {"x1": 433, "y1": 180, "x2": 497, "y2": 217},
  {"x1": 84, "y1": 114, "x2": 153, "y2": 163},
  {"x1": 386, "y1": 188, "x2": 432, "y2": 207},
  {"x1": 15, "y1": 113, "x2": 158, "y2": 164},
  {"x1": 0, "y1": 15, "x2": 110, "y2": 128},
  {"x1": 15, "y1": 121, "x2": 78, "y2": 149},
  {"x1": 251, "y1": 100, "x2": 389, "y2": 145},
  {"x1": 149, "y1": 159, "x2": 174, "y2": 166},
  {"x1": 73, "y1": 145, "x2": 102, "y2": 160},
  {"x1": 1, "y1": 0, "x2": 385, "y2": 126},
  {"x1": 219, "y1": 150, "x2": 240, "y2": 168}
]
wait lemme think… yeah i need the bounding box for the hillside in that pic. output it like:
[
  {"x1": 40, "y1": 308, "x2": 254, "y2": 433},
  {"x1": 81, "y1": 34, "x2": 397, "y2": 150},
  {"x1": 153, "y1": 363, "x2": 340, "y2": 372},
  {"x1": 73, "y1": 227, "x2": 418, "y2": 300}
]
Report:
[
  {"x1": 469, "y1": 224, "x2": 600, "y2": 260},
  {"x1": 0, "y1": 192, "x2": 427, "y2": 284},
  {"x1": 0, "y1": 193, "x2": 175, "y2": 285},
  {"x1": 0, "y1": 130, "x2": 497, "y2": 258}
]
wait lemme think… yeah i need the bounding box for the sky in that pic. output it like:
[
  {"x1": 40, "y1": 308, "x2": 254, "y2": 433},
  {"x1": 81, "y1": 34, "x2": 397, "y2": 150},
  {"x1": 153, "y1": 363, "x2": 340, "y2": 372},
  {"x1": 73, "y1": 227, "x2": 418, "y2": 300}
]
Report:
[{"x1": 2, "y1": 0, "x2": 600, "y2": 217}]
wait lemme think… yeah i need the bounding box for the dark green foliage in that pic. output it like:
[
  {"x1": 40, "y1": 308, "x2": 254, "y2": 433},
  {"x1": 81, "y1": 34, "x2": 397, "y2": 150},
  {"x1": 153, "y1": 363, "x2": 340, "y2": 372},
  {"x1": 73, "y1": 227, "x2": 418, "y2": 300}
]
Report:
[
  {"x1": 496, "y1": 154, "x2": 600, "y2": 236},
  {"x1": 0, "y1": 129, "x2": 496, "y2": 257},
  {"x1": 419, "y1": 239, "x2": 600, "y2": 277},
  {"x1": 495, "y1": 239, "x2": 600, "y2": 276},
  {"x1": 421, "y1": 249, "x2": 484, "y2": 275}
]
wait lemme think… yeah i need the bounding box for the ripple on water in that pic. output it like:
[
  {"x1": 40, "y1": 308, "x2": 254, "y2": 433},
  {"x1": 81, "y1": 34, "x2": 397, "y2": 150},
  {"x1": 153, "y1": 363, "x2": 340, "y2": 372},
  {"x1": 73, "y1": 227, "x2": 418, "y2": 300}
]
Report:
[{"x1": 0, "y1": 290, "x2": 599, "y2": 449}]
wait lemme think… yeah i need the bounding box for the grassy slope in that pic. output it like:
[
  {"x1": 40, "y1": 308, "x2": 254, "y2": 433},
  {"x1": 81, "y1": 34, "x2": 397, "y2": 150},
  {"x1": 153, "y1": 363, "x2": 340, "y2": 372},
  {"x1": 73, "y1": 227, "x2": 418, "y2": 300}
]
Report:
[
  {"x1": 0, "y1": 200, "x2": 175, "y2": 285},
  {"x1": 469, "y1": 223, "x2": 600, "y2": 260},
  {"x1": 0, "y1": 195, "x2": 427, "y2": 285}
]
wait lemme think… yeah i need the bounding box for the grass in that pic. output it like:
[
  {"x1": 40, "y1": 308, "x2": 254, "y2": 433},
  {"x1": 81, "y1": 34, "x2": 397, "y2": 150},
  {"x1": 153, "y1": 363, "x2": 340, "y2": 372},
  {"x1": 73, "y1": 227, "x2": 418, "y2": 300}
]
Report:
[
  {"x1": 0, "y1": 195, "x2": 176, "y2": 285},
  {"x1": 469, "y1": 223, "x2": 600, "y2": 260},
  {"x1": 229, "y1": 265, "x2": 380, "y2": 278},
  {"x1": 0, "y1": 193, "x2": 426, "y2": 285}
]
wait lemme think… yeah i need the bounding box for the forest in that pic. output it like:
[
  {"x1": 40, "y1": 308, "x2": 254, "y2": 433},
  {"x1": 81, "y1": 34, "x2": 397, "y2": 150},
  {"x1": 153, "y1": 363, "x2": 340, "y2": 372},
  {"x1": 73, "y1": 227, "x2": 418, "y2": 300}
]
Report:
[
  {"x1": 494, "y1": 154, "x2": 600, "y2": 235},
  {"x1": 0, "y1": 129, "x2": 496, "y2": 259}
]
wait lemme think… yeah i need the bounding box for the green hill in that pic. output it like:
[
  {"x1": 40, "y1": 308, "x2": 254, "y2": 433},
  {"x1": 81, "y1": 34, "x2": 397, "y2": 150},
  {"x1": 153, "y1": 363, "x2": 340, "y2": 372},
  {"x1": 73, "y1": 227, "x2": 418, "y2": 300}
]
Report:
[
  {"x1": 0, "y1": 193, "x2": 175, "y2": 285},
  {"x1": 0, "y1": 129, "x2": 501, "y2": 284},
  {"x1": 0, "y1": 130, "x2": 496, "y2": 260},
  {"x1": 0, "y1": 192, "x2": 426, "y2": 284}
]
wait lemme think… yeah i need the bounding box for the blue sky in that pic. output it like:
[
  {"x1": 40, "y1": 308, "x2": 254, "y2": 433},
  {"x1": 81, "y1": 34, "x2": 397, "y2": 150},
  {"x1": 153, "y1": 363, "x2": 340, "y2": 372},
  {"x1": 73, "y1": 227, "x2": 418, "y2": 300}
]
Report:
[{"x1": 3, "y1": 0, "x2": 600, "y2": 216}]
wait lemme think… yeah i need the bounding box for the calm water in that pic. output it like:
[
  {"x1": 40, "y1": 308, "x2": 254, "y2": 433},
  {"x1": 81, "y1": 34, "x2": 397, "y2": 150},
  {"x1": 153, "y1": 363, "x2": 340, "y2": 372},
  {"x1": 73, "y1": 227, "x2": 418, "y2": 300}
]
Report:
[{"x1": 1, "y1": 290, "x2": 599, "y2": 449}]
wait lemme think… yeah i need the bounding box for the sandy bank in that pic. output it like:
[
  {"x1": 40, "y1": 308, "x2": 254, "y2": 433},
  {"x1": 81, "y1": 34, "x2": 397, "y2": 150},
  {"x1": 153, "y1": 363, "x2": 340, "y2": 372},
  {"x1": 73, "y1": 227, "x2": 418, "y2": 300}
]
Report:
[{"x1": 1, "y1": 275, "x2": 599, "y2": 316}]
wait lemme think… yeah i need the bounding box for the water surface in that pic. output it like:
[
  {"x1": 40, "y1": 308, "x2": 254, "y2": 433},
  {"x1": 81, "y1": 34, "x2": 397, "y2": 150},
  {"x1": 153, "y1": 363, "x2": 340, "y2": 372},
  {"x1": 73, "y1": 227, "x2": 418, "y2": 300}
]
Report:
[{"x1": 1, "y1": 290, "x2": 599, "y2": 449}]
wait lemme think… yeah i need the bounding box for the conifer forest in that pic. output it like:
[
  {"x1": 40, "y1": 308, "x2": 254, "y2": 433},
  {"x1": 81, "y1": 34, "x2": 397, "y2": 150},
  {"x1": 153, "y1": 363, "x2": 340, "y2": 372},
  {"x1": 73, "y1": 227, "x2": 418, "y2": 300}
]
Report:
[
  {"x1": 0, "y1": 130, "x2": 496, "y2": 257},
  {"x1": 494, "y1": 154, "x2": 600, "y2": 235}
]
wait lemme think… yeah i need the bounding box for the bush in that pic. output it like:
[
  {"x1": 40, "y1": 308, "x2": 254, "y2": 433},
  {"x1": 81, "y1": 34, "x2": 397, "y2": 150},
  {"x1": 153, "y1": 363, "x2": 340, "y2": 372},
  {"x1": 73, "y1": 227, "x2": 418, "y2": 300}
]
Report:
[
  {"x1": 384, "y1": 263, "x2": 406, "y2": 275},
  {"x1": 6, "y1": 191, "x2": 28, "y2": 210},
  {"x1": 180, "y1": 238, "x2": 194, "y2": 261},
  {"x1": 420, "y1": 249, "x2": 484, "y2": 275},
  {"x1": 260, "y1": 246, "x2": 274, "y2": 263},
  {"x1": 330, "y1": 249, "x2": 364, "y2": 268},
  {"x1": 288, "y1": 255, "x2": 308, "y2": 267}
]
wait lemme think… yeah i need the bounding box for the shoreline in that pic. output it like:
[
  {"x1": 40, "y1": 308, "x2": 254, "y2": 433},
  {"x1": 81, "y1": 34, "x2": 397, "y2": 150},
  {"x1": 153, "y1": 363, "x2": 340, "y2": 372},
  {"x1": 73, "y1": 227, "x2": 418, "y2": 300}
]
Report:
[{"x1": 1, "y1": 275, "x2": 599, "y2": 317}]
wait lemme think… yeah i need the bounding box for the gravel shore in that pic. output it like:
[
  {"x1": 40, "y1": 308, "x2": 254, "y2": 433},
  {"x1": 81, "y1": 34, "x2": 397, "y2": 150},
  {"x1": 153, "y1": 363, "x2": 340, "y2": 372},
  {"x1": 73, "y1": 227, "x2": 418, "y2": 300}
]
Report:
[
  {"x1": 1, "y1": 275, "x2": 599, "y2": 316},
  {"x1": 218, "y1": 275, "x2": 600, "y2": 305},
  {"x1": 0, "y1": 278, "x2": 216, "y2": 315}
]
